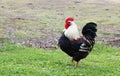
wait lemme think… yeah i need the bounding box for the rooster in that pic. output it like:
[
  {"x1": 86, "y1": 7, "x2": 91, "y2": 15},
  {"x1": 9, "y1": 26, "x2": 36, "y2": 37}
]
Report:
[{"x1": 58, "y1": 17, "x2": 97, "y2": 67}]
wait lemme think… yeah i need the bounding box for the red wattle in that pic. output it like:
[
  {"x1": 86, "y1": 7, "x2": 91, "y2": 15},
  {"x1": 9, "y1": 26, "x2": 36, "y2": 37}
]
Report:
[{"x1": 65, "y1": 24, "x2": 69, "y2": 29}]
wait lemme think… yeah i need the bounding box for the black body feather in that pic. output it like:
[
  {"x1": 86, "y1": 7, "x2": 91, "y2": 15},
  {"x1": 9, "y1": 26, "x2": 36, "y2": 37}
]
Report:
[{"x1": 58, "y1": 22, "x2": 97, "y2": 62}]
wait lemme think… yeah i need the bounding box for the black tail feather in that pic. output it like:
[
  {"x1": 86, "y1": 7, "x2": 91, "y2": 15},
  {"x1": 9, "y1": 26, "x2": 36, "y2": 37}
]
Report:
[{"x1": 82, "y1": 22, "x2": 97, "y2": 39}]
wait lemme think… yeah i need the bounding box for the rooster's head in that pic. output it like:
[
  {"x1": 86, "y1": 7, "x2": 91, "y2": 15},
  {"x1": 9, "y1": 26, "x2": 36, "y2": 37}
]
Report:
[{"x1": 65, "y1": 17, "x2": 74, "y2": 29}]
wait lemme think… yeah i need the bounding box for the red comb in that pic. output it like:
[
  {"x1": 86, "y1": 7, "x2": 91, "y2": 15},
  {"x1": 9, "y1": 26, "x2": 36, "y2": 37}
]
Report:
[
  {"x1": 65, "y1": 17, "x2": 74, "y2": 23},
  {"x1": 65, "y1": 17, "x2": 74, "y2": 29}
]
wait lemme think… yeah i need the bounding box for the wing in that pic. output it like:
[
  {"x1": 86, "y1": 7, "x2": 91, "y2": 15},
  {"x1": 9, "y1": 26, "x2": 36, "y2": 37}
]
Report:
[{"x1": 58, "y1": 33, "x2": 75, "y2": 57}]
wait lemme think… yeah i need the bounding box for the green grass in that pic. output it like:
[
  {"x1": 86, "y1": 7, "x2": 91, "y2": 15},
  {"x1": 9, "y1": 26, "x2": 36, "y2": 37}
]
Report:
[{"x1": 0, "y1": 43, "x2": 120, "y2": 76}]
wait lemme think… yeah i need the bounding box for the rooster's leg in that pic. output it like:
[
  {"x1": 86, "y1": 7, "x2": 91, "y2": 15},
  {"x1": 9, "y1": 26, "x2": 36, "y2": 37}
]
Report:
[
  {"x1": 71, "y1": 57, "x2": 74, "y2": 64},
  {"x1": 75, "y1": 61, "x2": 79, "y2": 67}
]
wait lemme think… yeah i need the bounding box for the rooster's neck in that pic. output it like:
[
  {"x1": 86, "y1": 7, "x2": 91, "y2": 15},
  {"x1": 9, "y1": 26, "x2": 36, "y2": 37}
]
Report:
[{"x1": 64, "y1": 22, "x2": 80, "y2": 40}]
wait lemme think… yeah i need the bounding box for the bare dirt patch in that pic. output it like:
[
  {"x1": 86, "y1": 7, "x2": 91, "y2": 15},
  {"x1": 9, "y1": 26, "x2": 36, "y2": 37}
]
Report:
[
  {"x1": 0, "y1": 0, "x2": 120, "y2": 49},
  {"x1": 107, "y1": 0, "x2": 120, "y2": 3}
]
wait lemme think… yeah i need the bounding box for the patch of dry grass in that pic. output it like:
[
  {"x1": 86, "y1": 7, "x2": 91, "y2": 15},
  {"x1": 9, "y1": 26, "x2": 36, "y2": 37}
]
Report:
[{"x1": 0, "y1": 0, "x2": 120, "y2": 48}]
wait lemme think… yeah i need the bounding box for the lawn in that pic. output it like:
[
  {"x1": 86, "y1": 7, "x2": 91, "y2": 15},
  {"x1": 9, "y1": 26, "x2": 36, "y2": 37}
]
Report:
[{"x1": 0, "y1": 43, "x2": 120, "y2": 76}]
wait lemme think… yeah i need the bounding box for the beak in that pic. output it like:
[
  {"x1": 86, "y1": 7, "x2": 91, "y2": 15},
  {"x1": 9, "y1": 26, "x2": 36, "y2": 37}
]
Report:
[
  {"x1": 68, "y1": 21, "x2": 72, "y2": 23},
  {"x1": 68, "y1": 21, "x2": 72, "y2": 22},
  {"x1": 68, "y1": 21, "x2": 74, "y2": 25}
]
